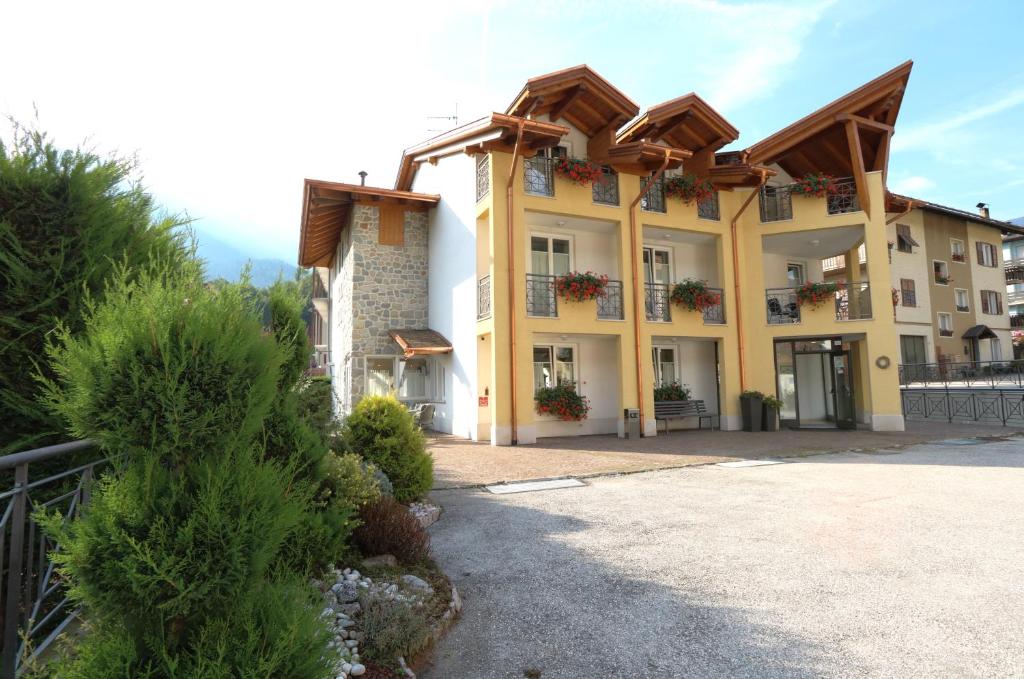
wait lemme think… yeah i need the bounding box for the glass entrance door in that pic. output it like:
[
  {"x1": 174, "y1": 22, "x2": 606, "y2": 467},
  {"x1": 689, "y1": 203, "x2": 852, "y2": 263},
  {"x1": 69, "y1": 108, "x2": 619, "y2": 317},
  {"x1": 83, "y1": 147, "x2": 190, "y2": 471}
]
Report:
[
  {"x1": 775, "y1": 339, "x2": 855, "y2": 429},
  {"x1": 830, "y1": 351, "x2": 856, "y2": 429}
]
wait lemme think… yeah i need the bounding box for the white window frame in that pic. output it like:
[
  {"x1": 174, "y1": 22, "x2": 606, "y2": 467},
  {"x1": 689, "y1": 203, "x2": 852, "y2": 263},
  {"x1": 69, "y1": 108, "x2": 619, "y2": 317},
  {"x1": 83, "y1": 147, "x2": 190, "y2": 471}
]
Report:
[
  {"x1": 642, "y1": 245, "x2": 674, "y2": 285},
  {"x1": 364, "y1": 355, "x2": 442, "y2": 402},
  {"x1": 937, "y1": 312, "x2": 953, "y2": 336},
  {"x1": 364, "y1": 355, "x2": 397, "y2": 397},
  {"x1": 528, "y1": 232, "x2": 575, "y2": 275},
  {"x1": 950, "y1": 238, "x2": 966, "y2": 262},
  {"x1": 532, "y1": 343, "x2": 579, "y2": 393},
  {"x1": 786, "y1": 262, "x2": 806, "y2": 286},
  {"x1": 977, "y1": 242, "x2": 997, "y2": 267},
  {"x1": 651, "y1": 345, "x2": 679, "y2": 387},
  {"x1": 933, "y1": 260, "x2": 950, "y2": 285},
  {"x1": 954, "y1": 288, "x2": 970, "y2": 313}
]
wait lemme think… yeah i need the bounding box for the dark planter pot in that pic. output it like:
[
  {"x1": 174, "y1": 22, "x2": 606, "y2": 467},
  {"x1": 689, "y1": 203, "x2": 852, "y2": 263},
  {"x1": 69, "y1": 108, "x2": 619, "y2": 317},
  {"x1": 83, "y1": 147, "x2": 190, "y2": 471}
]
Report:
[
  {"x1": 762, "y1": 405, "x2": 779, "y2": 431},
  {"x1": 740, "y1": 396, "x2": 763, "y2": 432}
]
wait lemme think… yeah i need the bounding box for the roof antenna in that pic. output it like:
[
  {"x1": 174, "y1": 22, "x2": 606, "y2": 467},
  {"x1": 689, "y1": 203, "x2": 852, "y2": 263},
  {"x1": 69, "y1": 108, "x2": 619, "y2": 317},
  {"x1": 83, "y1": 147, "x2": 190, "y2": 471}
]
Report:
[
  {"x1": 358, "y1": 170, "x2": 367, "y2": 186},
  {"x1": 426, "y1": 103, "x2": 459, "y2": 133}
]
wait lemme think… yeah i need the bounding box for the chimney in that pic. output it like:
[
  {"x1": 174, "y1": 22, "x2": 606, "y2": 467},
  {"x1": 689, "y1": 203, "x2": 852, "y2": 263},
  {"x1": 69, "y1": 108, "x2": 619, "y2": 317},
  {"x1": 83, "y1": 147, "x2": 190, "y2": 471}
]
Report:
[
  {"x1": 976, "y1": 202, "x2": 990, "y2": 219},
  {"x1": 358, "y1": 170, "x2": 368, "y2": 186}
]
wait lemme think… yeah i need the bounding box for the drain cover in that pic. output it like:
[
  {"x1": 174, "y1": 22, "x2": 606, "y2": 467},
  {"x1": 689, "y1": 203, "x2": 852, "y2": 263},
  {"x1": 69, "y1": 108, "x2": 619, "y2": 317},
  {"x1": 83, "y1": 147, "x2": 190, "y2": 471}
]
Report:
[
  {"x1": 485, "y1": 478, "x2": 585, "y2": 494},
  {"x1": 716, "y1": 459, "x2": 787, "y2": 468}
]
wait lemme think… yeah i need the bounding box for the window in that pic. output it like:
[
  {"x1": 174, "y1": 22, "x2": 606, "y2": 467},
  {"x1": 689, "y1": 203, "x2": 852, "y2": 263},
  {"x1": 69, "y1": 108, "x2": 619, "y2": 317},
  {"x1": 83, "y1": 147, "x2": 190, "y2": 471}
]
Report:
[
  {"x1": 786, "y1": 263, "x2": 805, "y2": 286},
  {"x1": 643, "y1": 247, "x2": 672, "y2": 286},
  {"x1": 895, "y1": 223, "x2": 918, "y2": 253},
  {"x1": 652, "y1": 347, "x2": 677, "y2": 387},
  {"x1": 398, "y1": 357, "x2": 430, "y2": 400},
  {"x1": 366, "y1": 356, "x2": 396, "y2": 396},
  {"x1": 532, "y1": 345, "x2": 576, "y2": 392},
  {"x1": 975, "y1": 241, "x2": 997, "y2": 267},
  {"x1": 933, "y1": 260, "x2": 950, "y2": 285},
  {"x1": 949, "y1": 238, "x2": 966, "y2": 263},
  {"x1": 937, "y1": 312, "x2": 953, "y2": 337},
  {"x1": 530, "y1": 235, "x2": 572, "y2": 275},
  {"x1": 980, "y1": 290, "x2": 1003, "y2": 315},
  {"x1": 991, "y1": 339, "x2": 1003, "y2": 362},
  {"x1": 900, "y1": 278, "x2": 916, "y2": 307},
  {"x1": 366, "y1": 356, "x2": 441, "y2": 401},
  {"x1": 954, "y1": 288, "x2": 969, "y2": 312},
  {"x1": 900, "y1": 335, "x2": 927, "y2": 365}
]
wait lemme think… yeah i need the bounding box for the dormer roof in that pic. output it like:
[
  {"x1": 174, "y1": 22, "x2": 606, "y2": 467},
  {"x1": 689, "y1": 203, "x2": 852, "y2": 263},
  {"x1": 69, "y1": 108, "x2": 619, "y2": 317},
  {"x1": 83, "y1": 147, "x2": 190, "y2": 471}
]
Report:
[
  {"x1": 617, "y1": 93, "x2": 739, "y2": 154},
  {"x1": 506, "y1": 65, "x2": 640, "y2": 137}
]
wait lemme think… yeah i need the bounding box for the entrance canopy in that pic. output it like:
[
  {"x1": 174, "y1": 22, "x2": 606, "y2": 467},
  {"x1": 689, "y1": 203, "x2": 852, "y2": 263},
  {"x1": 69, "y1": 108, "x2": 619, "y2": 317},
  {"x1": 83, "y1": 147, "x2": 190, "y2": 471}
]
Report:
[
  {"x1": 962, "y1": 325, "x2": 998, "y2": 340},
  {"x1": 388, "y1": 329, "x2": 453, "y2": 358}
]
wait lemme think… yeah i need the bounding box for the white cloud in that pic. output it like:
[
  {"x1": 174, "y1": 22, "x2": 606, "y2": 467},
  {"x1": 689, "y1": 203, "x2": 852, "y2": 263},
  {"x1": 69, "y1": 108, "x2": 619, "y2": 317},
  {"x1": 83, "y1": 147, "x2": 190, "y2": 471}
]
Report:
[
  {"x1": 890, "y1": 175, "x2": 935, "y2": 194},
  {"x1": 893, "y1": 88, "x2": 1024, "y2": 152}
]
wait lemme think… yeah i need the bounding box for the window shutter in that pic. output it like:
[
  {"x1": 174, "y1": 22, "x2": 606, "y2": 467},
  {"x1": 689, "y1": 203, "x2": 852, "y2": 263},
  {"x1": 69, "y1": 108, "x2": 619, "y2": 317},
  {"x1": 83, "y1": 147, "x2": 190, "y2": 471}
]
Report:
[
  {"x1": 976, "y1": 241, "x2": 984, "y2": 264},
  {"x1": 981, "y1": 291, "x2": 990, "y2": 314},
  {"x1": 378, "y1": 206, "x2": 405, "y2": 246},
  {"x1": 997, "y1": 293, "x2": 1003, "y2": 315}
]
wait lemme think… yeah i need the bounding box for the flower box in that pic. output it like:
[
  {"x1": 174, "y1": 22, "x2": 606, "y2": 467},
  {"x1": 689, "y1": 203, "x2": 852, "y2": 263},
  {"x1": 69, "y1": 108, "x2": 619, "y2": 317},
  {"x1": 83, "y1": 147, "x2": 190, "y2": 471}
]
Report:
[
  {"x1": 795, "y1": 281, "x2": 842, "y2": 308},
  {"x1": 790, "y1": 172, "x2": 837, "y2": 198},
  {"x1": 669, "y1": 279, "x2": 720, "y2": 312},
  {"x1": 554, "y1": 271, "x2": 608, "y2": 302},
  {"x1": 553, "y1": 158, "x2": 604, "y2": 186},
  {"x1": 535, "y1": 383, "x2": 590, "y2": 421},
  {"x1": 653, "y1": 382, "x2": 691, "y2": 402},
  {"x1": 664, "y1": 173, "x2": 715, "y2": 205}
]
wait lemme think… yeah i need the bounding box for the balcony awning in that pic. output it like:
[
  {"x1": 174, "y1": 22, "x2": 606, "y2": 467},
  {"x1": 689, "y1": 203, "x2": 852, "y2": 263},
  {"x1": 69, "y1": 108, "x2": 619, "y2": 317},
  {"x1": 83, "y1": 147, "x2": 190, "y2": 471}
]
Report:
[
  {"x1": 388, "y1": 329, "x2": 453, "y2": 358},
  {"x1": 962, "y1": 325, "x2": 998, "y2": 340}
]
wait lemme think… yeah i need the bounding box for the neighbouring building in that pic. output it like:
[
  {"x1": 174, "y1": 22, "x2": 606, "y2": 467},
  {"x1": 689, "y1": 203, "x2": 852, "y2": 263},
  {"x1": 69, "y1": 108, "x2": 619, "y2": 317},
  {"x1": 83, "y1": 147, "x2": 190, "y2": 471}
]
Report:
[
  {"x1": 298, "y1": 61, "x2": 970, "y2": 444},
  {"x1": 826, "y1": 202, "x2": 1023, "y2": 368}
]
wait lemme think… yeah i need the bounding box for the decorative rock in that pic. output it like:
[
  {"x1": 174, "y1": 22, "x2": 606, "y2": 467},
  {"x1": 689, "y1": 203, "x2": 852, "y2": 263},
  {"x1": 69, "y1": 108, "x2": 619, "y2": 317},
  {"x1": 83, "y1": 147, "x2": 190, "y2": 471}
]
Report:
[
  {"x1": 408, "y1": 501, "x2": 441, "y2": 528},
  {"x1": 451, "y1": 584, "x2": 462, "y2": 613},
  {"x1": 361, "y1": 554, "x2": 398, "y2": 568},
  {"x1": 350, "y1": 664, "x2": 366, "y2": 677},
  {"x1": 401, "y1": 574, "x2": 433, "y2": 594},
  {"x1": 332, "y1": 581, "x2": 359, "y2": 603}
]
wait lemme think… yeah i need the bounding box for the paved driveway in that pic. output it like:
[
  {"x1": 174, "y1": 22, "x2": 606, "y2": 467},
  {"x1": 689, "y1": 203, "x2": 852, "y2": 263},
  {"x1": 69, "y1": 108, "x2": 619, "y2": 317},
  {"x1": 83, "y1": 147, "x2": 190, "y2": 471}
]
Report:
[{"x1": 424, "y1": 438, "x2": 1024, "y2": 678}]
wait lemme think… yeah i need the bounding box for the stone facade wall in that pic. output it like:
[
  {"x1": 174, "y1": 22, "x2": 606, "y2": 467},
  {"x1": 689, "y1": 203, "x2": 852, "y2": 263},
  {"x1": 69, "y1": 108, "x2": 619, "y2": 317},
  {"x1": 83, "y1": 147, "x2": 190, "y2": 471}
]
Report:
[{"x1": 334, "y1": 205, "x2": 429, "y2": 411}]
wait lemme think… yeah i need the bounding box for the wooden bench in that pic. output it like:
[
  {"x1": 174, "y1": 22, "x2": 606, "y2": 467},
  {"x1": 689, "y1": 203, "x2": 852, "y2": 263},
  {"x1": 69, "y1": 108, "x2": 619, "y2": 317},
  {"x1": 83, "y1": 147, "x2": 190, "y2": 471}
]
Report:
[{"x1": 654, "y1": 400, "x2": 718, "y2": 433}]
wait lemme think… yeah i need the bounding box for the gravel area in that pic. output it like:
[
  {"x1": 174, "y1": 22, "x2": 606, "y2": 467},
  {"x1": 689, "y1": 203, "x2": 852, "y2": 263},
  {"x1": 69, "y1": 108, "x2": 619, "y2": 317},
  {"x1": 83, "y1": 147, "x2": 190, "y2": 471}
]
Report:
[{"x1": 423, "y1": 437, "x2": 1024, "y2": 678}]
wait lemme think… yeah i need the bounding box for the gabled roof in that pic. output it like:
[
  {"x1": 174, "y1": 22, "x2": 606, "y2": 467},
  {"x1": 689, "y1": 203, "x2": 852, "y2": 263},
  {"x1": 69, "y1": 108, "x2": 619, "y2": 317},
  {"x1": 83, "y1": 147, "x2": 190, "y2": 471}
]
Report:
[
  {"x1": 746, "y1": 61, "x2": 913, "y2": 179},
  {"x1": 298, "y1": 180, "x2": 439, "y2": 267},
  {"x1": 506, "y1": 65, "x2": 640, "y2": 137},
  {"x1": 395, "y1": 113, "x2": 569, "y2": 191},
  {"x1": 893, "y1": 193, "x2": 1024, "y2": 235},
  {"x1": 605, "y1": 141, "x2": 691, "y2": 174},
  {"x1": 616, "y1": 93, "x2": 739, "y2": 154}
]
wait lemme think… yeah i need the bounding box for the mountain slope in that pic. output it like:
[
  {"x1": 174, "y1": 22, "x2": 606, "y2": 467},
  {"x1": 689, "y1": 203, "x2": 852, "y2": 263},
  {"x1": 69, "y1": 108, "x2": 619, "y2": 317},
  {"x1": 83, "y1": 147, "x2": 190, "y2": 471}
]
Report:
[{"x1": 188, "y1": 229, "x2": 297, "y2": 286}]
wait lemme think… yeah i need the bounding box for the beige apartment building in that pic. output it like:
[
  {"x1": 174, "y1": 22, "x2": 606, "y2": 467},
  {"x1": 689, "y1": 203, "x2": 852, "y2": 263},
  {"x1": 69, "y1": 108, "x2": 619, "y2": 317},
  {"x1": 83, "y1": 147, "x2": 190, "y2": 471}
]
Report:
[{"x1": 827, "y1": 200, "x2": 1023, "y2": 367}]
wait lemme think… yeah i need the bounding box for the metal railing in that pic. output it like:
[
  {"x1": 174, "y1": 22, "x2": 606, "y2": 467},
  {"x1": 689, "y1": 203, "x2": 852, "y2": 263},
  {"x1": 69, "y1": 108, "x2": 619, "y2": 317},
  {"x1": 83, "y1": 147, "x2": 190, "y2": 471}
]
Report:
[
  {"x1": 826, "y1": 177, "x2": 860, "y2": 215},
  {"x1": 523, "y1": 156, "x2": 555, "y2": 197},
  {"x1": 640, "y1": 176, "x2": 666, "y2": 213},
  {"x1": 1006, "y1": 259, "x2": 1024, "y2": 283},
  {"x1": 311, "y1": 272, "x2": 328, "y2": 299},
  {"x1": 645, "y1": 283, "x2": 670, "y2": 322},
  {"x1": 759, "y1": 185, "x2": 793, "y2": 222},
  {"x1": 899, "y1": 360, "x2": 1024, "y2": 389},
  {"x1": 597, "y1": 281, "x2": 624, "y2": 320},
  {"x1": 765, "y1": 288, "x2": 801, "y2": 324},
  {"x1": 902, "y1": 388, "x2": 1024, "y2": 426},
  {"x1": 477, "y1": 275, "x2": 491, "y2": 320},
  {"x1": 702, "y1": 288, "x2": 726, "y2": 324},
  {"x1": 697, "y1": 192, "x2": 720, "y2": 221},
  {"x1": 1012, "y1": 314, "x2": 1024, "y2": 328},
  {"x1": 307, "y1": 346, "x2": 330, "y2": 376},
  {"x1": 476, "y1": 154, "x2": 490, "y2": 202},
  {"x1": 835, "y1": 282, "x2": 872, "y2": 321},
  {"x1": 1, "y1": 440, "x2": 108, "y2": 676},
  {"x1": 592, "y1": 166, "x2": 619, "y2": 205},
  {"x1": 526, "y1": 274, "x2": 557, "y2": 317}
]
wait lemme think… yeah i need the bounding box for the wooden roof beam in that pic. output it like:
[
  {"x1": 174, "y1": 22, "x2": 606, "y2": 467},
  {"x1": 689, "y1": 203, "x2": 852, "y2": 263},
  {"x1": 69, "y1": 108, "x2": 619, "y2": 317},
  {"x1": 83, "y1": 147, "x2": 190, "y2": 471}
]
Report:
[
  {"x1": 836, "y1": 113, "x2": 893, "y2": 134},
  {"x1": 549, "y1": 85, "x2": 586, "y2": 123},
  {"x1": 844, "y1": 119, "x2": 871, "y2": 218}
]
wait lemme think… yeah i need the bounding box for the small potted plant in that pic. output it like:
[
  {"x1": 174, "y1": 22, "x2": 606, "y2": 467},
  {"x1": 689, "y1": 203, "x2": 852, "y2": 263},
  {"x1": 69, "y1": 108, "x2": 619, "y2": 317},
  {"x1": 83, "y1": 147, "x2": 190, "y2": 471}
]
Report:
[
  {"x1": 553, "y1": 158, "x2": 605, "y2": 186},
  {"x1": 739, "y1": 389, "x2": 764, "y2": 432},
  {"x1": 761, "y1": 395, "x2": 783, "y2": 431},
  {"x1": 554, "y1": 271, "x2": 609, "y2": 302}
]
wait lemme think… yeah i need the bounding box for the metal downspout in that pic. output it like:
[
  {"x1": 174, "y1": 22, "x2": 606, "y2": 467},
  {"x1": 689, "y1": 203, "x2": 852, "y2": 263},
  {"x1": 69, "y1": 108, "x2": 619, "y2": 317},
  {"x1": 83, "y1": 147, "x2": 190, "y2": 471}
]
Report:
[
  {"x1": 729, "y1": 171, "x2": 768, "y2": 391},
  {"x1": 628, "y1": 148, "x2": 672, "y2": 435},
  {"x1": 505, "y1": 120, "x2": 527, "y2": 445}
]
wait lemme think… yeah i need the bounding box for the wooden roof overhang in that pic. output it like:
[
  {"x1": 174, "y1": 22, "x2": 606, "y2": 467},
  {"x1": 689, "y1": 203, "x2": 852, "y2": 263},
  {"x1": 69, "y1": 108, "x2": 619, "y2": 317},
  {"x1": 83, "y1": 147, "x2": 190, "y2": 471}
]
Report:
[
  {"x1": 708, "y1": 163, "x2": 777, "y2": 189},
  {"x1": 616, "y1": 93, "x2": 739, "y2": 164},
  {"x1": 395, "y1": 113, "x2": 569, "y2": 191},
  {"x1": 506, "y1": 65, "x2": 640, "y2": 139},
  {"x1": 744, "y1": 61, "x2": 913, "y2": 216},
  {"x1": 388, "y1": 329, "x2": 453, "y2": 358},
  {"x1": 298, "y1": 180, "x2": 439, "y2": 267},
  {"x1": 605, "y1": 142, "x2": 691, "y2": 175}
]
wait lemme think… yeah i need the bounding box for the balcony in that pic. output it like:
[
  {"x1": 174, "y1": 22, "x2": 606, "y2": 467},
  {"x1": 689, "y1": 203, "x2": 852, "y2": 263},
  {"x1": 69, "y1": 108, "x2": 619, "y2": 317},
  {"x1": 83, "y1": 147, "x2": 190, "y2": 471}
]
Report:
[
  {"x1": 766, "y1": 288, "x2": 801, "y2": 324},
  {"x1": 640, "y1": 176, "x2": 666, "y2": 213},
  {"x1": 697, "y1": 192, "x2": 720, "y2": 221},
  {"x1": 477, "y1": 274, "x2": 491, "y2": 320},
  {"x1": 1011, "y1": 314, "x2": 1023, "y2": 328},
  {"x1": 702, "y1": 289, "x2": 726, "y2": 324},
  {"x1": 592, "y1": 166, "x2": 619, "y2": 206},
  {"x1": 525, "y1": 274, "x2": 623, "y2": 320},
  {"x1": 524, "y1": 156, "x2": 555, "y2": 197},
  {"x1": 307, "y1": 345, "x2": 330, "y2": 377},
  {"x1": 835, "y1": 282, "x2": 872, "y2": 320},
  {"x1": 645, "y1": 283, "x2": 670, "y2": 322},
  {"x1": 759, "y1": 185, "x2": 793, "y2": 222},
  {"x1": 476, "y1": 154, "x2": 490, "y2": 202},
  {"x1": 1006, "y1": 259, "x2": 1024, "y2": 283},
  {"x1": 825, "y1": 177, "x2": 860, "y2": 215}
]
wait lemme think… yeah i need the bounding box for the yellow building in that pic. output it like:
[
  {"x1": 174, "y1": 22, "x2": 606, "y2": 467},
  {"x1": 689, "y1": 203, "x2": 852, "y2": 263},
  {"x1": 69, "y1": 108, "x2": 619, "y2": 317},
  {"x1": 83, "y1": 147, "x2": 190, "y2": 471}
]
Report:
[{"x1": 300, "y1": 62, "x2": 917, "y2": 444}]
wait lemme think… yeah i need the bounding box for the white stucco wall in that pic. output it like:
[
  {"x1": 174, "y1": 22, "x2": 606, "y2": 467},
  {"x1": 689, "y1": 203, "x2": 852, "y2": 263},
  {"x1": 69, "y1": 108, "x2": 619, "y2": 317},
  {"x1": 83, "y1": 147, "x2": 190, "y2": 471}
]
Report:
[
  {"x1": 761, "y1": 253, "x2": 824, "y2": 288},
  {"x1": 652, "y1": 337, "x2": 720, "y2": 431},
  {"x1": 411, "y1": 154, "x2": 479, "y2": 439},
  {"x1": 533, "y1": 335, "x2": 621, "y2": 438}
]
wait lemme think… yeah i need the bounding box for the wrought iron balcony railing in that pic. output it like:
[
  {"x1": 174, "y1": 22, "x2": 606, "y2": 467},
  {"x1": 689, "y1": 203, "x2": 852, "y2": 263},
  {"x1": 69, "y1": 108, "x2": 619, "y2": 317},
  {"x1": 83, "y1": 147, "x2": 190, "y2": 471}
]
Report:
[
  {"x1": 1005, "y1": 259, "x2": 1024, "y2": 283},
  {"x1": 645, "y1": 283, "x2": 670, "y2": 322},
  {"x1": 526, "y1": 273, "x2": 557, "y2": 317},
  {"x1": 702, "y1": 288, "x2": 726, "y2": 324},
  {"x1": 766, "y1": 288, "x2": 801, "y2": 324},
  {"x1": 759, "y1": 185, "x2": 793, "y2": 222},
  {"x1": 597, "y1": 280, "x2": 624, "y2": 320},
  {"x1": 835, "y1": 282, "x2": 872, "y2": 320},
  {"x1": 592, "y1": 166, "x2": 619, "y2": 206},
  {"x1": 476, "y1": 154, "x2": 490, "y2": 202},
  {"x1": 1011, "y1": 314, "x2": 1023, "y2": 328},
  {"x1": 697, "y1": 192, "x2": 720, "y2": 221},
  {"x1": 826, "y1": 177, "x2": 860, "y2": 215},
  {"x1": 523, "y1": 156, "x2": 555, "y2": 197},
  {"x1": 477, "y1": 275, "x2": 491, "y2": 320},
  {"x1": 640, "y1": 176, "x2": 666, "y2": 213}
]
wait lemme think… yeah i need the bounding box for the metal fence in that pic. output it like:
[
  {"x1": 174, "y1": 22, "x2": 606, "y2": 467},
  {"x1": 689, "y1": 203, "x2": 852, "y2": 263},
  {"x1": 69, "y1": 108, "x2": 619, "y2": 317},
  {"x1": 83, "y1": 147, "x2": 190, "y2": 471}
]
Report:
[
  {"x1": 526, "y1": 273, "x2": 557, "y2": 317},
  {"x1": 899, "y1": 360, "x2": 1024, "y2": 388},
  {"x1": 640, "y1": 176, "x2": 666, "y2": 213},
  {"x1": 759, "y1": 185, "x2": 793, "y2": 222},
  {"x1": 702, "y1": 287, "x2": 726, "y2": 324},
  {"x1": 766, "y1": 288, "x2": 801, "y2": 324},
  {"x1": 835, "y1": 282, "x2": 872, "y2": 320},
  {"x1": 477, "y1": 275, "x2": 491, "y2": 320},
  {"x1": 645, "y1": 283, "x2": 670, "y2": 322},
  {"x1": 826, "y1": 177, "x2": 860, "y2": 215},
  {"x1": 523, "y1": 156, "x2": 555, "y2": 196},
  {"x1": 592, "y1": 166, "x2": 619, "y2": 206},
  {"x1": 901, "y1": 388, "x2": 1024, "y2": 426},
  {"x1": 475, "y1": 154, "x2": 490, "y2": 202},
  {"x1": 1, "y1": 440, "x2": 106, "y2": 676},
  {"x1": 697, "y1": 192, "x2": 720, "y2": 221},
  {"x1": 597, "y1": 281, "x2": 624, "y2": 320}
]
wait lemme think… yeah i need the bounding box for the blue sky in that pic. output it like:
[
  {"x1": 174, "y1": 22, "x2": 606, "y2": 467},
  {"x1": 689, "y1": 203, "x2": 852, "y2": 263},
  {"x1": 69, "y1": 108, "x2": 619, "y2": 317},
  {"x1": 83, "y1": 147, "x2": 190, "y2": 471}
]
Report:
[{"x1": 2, "y1": 0, "x2": 1022, "y2": 261}]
